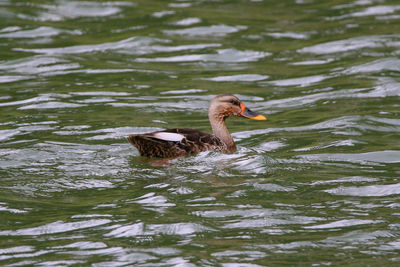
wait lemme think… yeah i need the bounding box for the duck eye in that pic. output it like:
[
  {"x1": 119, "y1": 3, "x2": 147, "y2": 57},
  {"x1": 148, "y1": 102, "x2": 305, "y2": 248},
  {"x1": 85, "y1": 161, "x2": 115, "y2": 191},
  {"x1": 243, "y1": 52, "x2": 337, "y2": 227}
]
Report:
[{"x1": 230, "y1": 99, "x2": 239, "y2": 105}]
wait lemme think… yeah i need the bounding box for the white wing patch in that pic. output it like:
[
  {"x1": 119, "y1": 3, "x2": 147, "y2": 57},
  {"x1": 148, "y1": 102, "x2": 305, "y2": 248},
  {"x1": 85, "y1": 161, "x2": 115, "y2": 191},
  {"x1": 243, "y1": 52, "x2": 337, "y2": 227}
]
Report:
[{"x1": 152, "y1": 132, "x2": 185, "y2": 142}]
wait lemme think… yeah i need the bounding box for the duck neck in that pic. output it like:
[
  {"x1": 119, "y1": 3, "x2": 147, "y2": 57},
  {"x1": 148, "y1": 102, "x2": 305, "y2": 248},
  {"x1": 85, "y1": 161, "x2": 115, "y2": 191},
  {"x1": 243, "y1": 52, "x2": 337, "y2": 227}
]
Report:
[{"x1": 209, "y1": 115, "x2": 236, "y2": 152}]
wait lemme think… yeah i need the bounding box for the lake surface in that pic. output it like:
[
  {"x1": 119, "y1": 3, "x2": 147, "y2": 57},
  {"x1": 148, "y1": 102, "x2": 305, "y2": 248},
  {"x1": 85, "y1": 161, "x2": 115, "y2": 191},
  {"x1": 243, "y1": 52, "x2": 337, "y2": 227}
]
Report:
[{"x1": 1, "y1": 0, "x2": 400, "y2": 266}]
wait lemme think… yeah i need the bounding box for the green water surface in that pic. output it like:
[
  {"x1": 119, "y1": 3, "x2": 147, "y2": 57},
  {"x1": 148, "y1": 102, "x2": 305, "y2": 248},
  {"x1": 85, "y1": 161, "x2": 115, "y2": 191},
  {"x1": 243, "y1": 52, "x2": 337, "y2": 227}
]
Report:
[{"x1": 0, "y1": 0, "x2": 400, "y2": 266}]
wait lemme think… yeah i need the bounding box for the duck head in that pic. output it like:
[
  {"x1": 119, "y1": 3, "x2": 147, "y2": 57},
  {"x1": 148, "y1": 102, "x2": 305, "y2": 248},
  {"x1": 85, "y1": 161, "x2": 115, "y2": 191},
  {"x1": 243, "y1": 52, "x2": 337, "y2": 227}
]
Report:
[{"x1": 208, "y1": 94, "x2": 267, "y2": 121}]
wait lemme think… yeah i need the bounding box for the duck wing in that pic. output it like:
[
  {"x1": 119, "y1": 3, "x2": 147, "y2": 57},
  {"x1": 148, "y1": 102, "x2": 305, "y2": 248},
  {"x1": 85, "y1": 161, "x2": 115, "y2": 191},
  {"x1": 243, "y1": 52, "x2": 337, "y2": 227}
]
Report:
[{"x1": 127, "y1": 128, "x2": 226, "y2": 158}]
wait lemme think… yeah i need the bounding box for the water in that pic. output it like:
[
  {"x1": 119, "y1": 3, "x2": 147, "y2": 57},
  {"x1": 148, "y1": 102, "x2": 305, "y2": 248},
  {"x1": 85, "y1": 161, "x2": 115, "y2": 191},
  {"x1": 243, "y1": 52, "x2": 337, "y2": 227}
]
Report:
[{"x1": 0, "y1": 0, "x2": 399, "y2": 265}]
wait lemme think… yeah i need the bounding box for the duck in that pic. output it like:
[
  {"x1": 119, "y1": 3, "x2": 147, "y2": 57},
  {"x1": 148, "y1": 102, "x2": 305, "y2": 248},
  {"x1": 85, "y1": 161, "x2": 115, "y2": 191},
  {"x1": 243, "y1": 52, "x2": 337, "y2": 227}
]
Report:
[{"x1": 127, "y1": 94, "x2": 267, "y2": 158}]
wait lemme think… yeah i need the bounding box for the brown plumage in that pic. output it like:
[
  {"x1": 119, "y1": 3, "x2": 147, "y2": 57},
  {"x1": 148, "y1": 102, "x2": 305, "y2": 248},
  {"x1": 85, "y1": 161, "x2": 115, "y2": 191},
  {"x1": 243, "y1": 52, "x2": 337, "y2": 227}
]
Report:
[
  {"x1": 127, "y1": 128, "x2": 226, "y2": 158},
  {"x1": 128, "y1": 94, "x2": 267, "y2": 158}
]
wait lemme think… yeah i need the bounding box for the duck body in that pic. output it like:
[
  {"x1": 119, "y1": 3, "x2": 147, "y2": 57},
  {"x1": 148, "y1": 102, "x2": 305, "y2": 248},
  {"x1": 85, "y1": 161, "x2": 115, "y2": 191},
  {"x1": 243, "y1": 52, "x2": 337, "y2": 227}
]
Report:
[
  {"x1": 128, "y1": 94, "x2": 267, "y2": 158},
  {"x1": 127, "y1": 128, "x2": 227, "y2": 158}
]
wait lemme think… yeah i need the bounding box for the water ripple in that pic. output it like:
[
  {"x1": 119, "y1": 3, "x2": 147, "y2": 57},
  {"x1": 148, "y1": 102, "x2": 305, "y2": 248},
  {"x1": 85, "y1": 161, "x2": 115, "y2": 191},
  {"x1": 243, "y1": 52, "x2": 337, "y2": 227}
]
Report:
[
  {"x1": 265, "y1": 31, "x2": 309, "y2": 39},
  {"x1": 0, "y1": 142, "x2": 132, "y2": 193},
  {"x1": 311, "y1": 176, "x2": 379, "y2": 186},
  {"x1": 163, "y1": 24, "x2": 247, "y2": 37},
  {"x1": 15, "y1": 36, "x2": 169, "y2": 55},
  {"x1": 223, "y1": 216, "x2": 322, "y2": 229},
  {"x1": 333, "y1": 5, "x2": 400, "y2": 19},
  {"x1": 0, "y1": 219, "x2": 111, "y2": 236},
  {"x1": 298, "y1": 35, "x2": 400, "y2": 54},
  {"x1": 136, "y1": 48, "x2": 271, "y2": 63},
  {"x1": 0, "y1": 75, "x2": 32, "y2": 83},
  {"x1": 0, "y1": 26, "x2": 81, "y2": 39},
  {"x1": 171, "y1": 17, "x2": 202, "y2": 26},
  {"x1": 152, "y1": 10, "x2": 176, "y2": 18},
  {"x1": 105, "y1": 222, "x2": 214, "y2": 238},
  {"x1": 130, "y1": 192, "x2": 175, "y2": 209},
  {"x1": 0, "y1": 202, "x2": 28, "y2": 214},
  {"x1": 211, "y1": 250, "x2": 267, "y2": 261},
  {"x1": 21, "y1": 0, "x2": 134, "y2": 21},
  {"x1": 258, "y1": 78, "x2": 400, "y2": 110},
  {"x1": 18, "y1": 101, "x2": 85, "y2": 110},
  {"x1": 304, "y1": 219, "x2": 382, "y2": 230},
  {"x1": 234, "y1": 116, "x2": 364, "y2": 139},
  {"x1": 193, "y1": 208, "x2": 293, "y2": 218},
  {"x1": 265, "y1": 74, "x2": 328, "y2": 87},
  {"x1": 344, "y1": 57, "x2": 400, "y2": 74},
  {"x1": 0, "y1": 55, "x2": 79, "y2": 75},
  {"x1": 200, "y1": 74, "x2": 269, "y2": 82},
  {"x1": 325, "y1": 183, "x2": 400, "y2": 197},
  {"x1": 298, "y1": 150, "x2": 400, "y2": 165}
]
